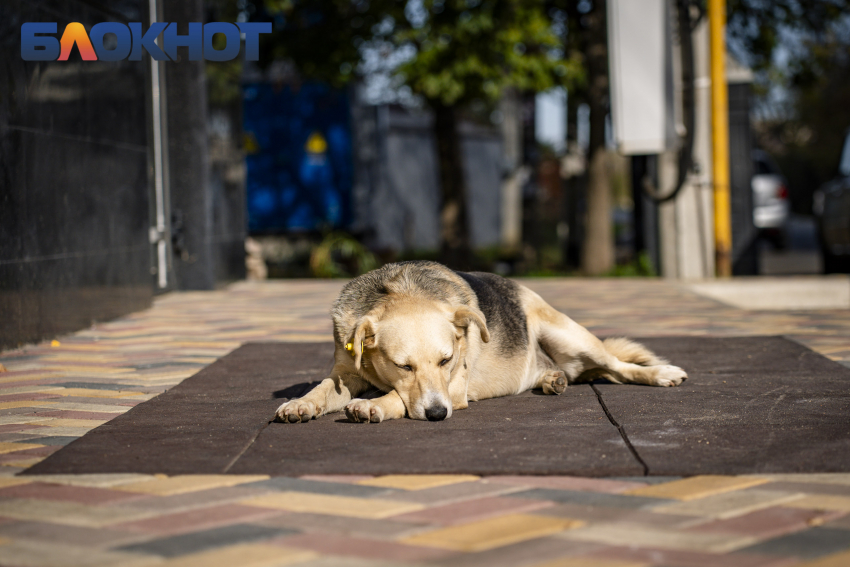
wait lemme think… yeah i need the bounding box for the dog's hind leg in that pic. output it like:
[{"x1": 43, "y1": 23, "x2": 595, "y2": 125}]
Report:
[
  {"x1": 534, "y1": 345, "x2": 568, "y2": 395},
  {"x1": 535, "y1": 305, "x2": 687, "y2": 387},
  {"x1": 276, "y1": 366, "x2": 371, "y2": 423}
]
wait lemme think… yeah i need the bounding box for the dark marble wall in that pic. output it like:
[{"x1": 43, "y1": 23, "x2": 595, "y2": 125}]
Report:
[{"x1": 0, "y1": 0, "x2": 153, "y2": 350}]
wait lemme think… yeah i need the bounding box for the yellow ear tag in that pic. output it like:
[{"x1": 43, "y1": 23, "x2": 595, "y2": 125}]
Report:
[{"x1": 344, "y1": 341, "x2": 363, "y2": 357}]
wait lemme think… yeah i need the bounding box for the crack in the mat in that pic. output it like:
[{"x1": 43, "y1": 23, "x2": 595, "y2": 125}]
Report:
[
  {"x1": 222, "y1": 420, "x2": 273, "y2": 473},
  {"x1": 590, "y1": 383, "x2": 650, "y2": 476}
]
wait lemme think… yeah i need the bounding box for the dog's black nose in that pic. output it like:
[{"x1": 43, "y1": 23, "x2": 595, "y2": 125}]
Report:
[{"x1": 425, "y1": 405, "x2": 448, "y2": 421}]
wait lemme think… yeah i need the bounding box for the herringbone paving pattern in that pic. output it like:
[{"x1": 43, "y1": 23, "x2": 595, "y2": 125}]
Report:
[{"x1": 0, "y1": 278, "x2": 848, "y2": 566}]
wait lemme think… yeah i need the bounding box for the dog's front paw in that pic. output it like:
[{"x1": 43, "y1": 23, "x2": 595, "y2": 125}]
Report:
[
  {"x1": 345, "y1": 399, "x2": 384, "y2": 423},
  {"x1": 651, "y1": 365, "x2": 688, "y2": 387},
  {"x1": 541, "y1": 369, "x2": 568, "y2": 395},
  {"x1": 275, "y1": 399, "x2": 321, "y2": 423}
]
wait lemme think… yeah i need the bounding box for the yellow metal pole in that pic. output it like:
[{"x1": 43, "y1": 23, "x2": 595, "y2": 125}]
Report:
[{"x1": 709, "y1": 0, "x2": 732, "y2": 277}]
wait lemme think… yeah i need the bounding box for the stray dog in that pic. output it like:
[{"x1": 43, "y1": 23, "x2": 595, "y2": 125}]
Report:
[{"x1": 276, "y1": 261, "x2": 686, "y2": 423}]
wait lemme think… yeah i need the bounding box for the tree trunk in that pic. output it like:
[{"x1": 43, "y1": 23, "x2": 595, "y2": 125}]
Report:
[
  {"x1": 580, "y1": 0, "x2": 614, "y2": 275},
  {"x1": 433, "y1": 103, "x2": 471, "y2": 269}
]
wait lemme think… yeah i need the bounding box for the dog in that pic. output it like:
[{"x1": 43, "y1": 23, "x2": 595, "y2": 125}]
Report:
[{"x1": 275, "y1": 261, "x2": 686, "y2": 423}]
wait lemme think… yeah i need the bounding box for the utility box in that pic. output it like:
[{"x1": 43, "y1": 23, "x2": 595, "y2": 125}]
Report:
[{"x1": 607, "y1": 0, "x2": 677, "y2": 155}]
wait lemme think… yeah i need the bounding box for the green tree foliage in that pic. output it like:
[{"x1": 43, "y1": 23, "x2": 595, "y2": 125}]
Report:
[
  {"x1": 256, "y1": 0, "x2": 396, "y2": 86},
  {"x1": 727, "y1": 0, "x2": 849, "y2": 78},
  {"x1": 393, "y1": 0, "x2": 582, "y2": 107}
]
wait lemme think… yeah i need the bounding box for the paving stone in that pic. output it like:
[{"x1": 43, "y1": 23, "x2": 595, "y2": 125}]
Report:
[
  {"x1": 782, "y1": 495, "x2": 850, "y2": 512},
  {"x1": 45, "y1": 388, "x2": 146, "y2": 399},
  {"x1": 590, "y1": 545, "x2": 800, "y2": 567},
  {"x1": 823, "y1": 514, "x2": 850, "y2": 530},
  {"x1": 625, "y1": 476, "x2": 771, "y2": 501},
  {"x1": 357, "y1": 475, "x2": 480, "y2": 491},
  {"x1": 386, "y1": 479, "x2": 525, "y2": 505},
  {"x1": 483, "y1": 476, "x2": 647, "y2": 494},
  {"x1": 0, "y1": 498, "x2": 159, "y2": 527},
  {"x1": 0, "y1": 482, "x2": 149, "y2": 505},
  {"x1": 118, "y1": 523, "x2": 294, "y2": 557},
  {"x1": 153, "y1": 542, "x2": 316, "y2": 567},
  {"x1": 0, "y1": 476, "x2": 31, "y2": 489},
  {"x1": 684, "y1": 506, "x2": 847, "y2": 539},
  {"x1": 0, "y1": 432, "x2": 46, "y2": 443},
  {"x1": 0, "y1": 415, "x2": 49, "y2": 426},
  {"x1": 35, "y1": 418, "x2": 107, "y2": 428},
  {"x1": 23, "y1": 436, "x2": 80, "y2": 446},
  {"x1": 115, "y1": 503, "x2": 283, "y2": 535},
  {"x1": 532, "y1": 503, "x2": 700, "y2": 528},
  {"x1": 256, "y1": 511, "x2": 427, "y2": 540},
  {"x1": 653, "y1": 489, "x2": 806, "y2": 519},
  {"x1": 391, "y1": 495, "x2": 555, "y2": 526},
  {"x1": 275, "y1": 532, "x2": 457, "y2": 562},
  {"x1": 736, "y1": 527, "x2": 850, "y2": 559},
  {"x1": 33, "y1": 410, "x2": 124, "y2": 420},
  {"x1": 532, "y1": 558, "x2": 648, "y2": 567},
  {"x1": 558, "y1": 524, "x2": 758, "y2": 553},
  {"x1": 298, "y1": 475, "x2": 375, "y2": 484},
  {"x1": 756, "y1": 475, "x2": 850, "y2": 487},
  {"x1": 507, "y1": 488, "x2": 670, "y2": 509},
  {"x1": 0, "y1": 392, "x2": 62, "y2": 402},
  {"x1": 284, "y1": 557, "x2": 408, "y2": 567},
  {"x1": 29, "y1": 402, "x2": 128, "y2": 413},
  {"x1": 55, "y1": 382, "x2": 150, "y2": 391},
  {"x1": 114, "y1": 475, "x2": 269, "y2": 496},
  {"x1": 0, "y1": 520, "x2": 149, "y2": 547},
  {"x1": 0, "y1": 446, "x2": 58, "y2": 465},
  {"x1": 401, "y1": 513, "x2": 582, "y2": 552},
  {"x1": 0, "y1": 441, "x2": 44, "y2": 454},
  {"x1": 0, "y1": 406, "x2": 45, "y2": 417},
  {"x1": 793, "y1": 550, "x2": 850, "y2": 567},
  {"x1": 0, "y1": 540, "x2": 158, "y2": 567},
  {"x1": 428, "y1": 537, "x2": 603, "y2": 567},
  {"x1": 19, "y1": 426, "x2": 95, "y2": 437},
  {"x1": 240, "y1": 491, "x2": 425, "y2": 519},
  {"x1": 762, "y1": 482, "x2": 850, "y2": 497},
  {"x1": 1, "y1": 457, "x2": 43, "y2": 468},
  {"x1": 115, "y1": 485, "x2": 273, "y2": 514},
  {"x1": 23, "y1": 473, "x2": 154, "y2": 488},
  {"x1": 243, "y1": 476, "x2": 397, "y2": 498},
  {"x1": 0, "y1": 400, "x2": 58, "y2": 410}
]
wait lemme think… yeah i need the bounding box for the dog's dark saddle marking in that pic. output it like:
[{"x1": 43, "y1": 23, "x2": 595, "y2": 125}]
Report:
[{"x1": 456, "y1": 271, "x2": 528, "y2": 356}]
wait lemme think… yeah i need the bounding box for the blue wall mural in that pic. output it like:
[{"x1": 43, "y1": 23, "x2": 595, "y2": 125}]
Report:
[{"x1": 243, "y1": 82, "x2": 352, "y2": 233}]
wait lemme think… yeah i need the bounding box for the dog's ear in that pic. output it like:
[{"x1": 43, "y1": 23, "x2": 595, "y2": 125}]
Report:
[
  {"x1": 452, "y1": 306, "x2": 490, "y2": 343},
  {"x1": 349, "y1": 316, "x2": 378, "y2": 370}
]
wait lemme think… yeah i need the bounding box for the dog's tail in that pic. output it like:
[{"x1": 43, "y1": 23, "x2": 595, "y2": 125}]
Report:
[{"x1": 573, "y1": 337, "x2": 666, "y2": 384}]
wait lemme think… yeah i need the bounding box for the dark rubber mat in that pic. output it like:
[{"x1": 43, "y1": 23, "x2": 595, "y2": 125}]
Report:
[
  {"x1": 23, "y1": 337, "x2": 850, "y2": 477},
  {"x1": 597, "y1": 336, "x2": 850, "y2": 475}
]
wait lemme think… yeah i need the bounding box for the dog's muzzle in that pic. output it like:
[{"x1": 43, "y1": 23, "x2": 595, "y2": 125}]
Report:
[{"x1": 425, "y1": 404, "x2": 448, "y2": 421}]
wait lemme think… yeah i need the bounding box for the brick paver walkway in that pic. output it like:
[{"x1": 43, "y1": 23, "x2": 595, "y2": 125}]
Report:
[{"x1": 0, "y1": 278, "x2": 848, "y2": 567}]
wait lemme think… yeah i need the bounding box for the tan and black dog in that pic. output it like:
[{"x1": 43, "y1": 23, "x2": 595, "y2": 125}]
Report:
[{"x1": 276, "y1": 261, "x2": 686, "y2": 423}]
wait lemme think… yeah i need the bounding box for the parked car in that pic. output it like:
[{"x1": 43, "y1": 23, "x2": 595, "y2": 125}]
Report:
[
  {"x1": 813, "y1": 129, "x2": 850, "y2": 273},
  {"x1": 752, "y1": 149, "x2": 790, "y2": 248}
]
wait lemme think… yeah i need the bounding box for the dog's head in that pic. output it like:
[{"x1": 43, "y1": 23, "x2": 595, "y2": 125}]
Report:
[{"x1": 348, "y1": 298, "x2": 489, "y2": 421}]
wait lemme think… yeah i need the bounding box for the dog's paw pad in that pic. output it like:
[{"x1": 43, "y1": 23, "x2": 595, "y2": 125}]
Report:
[
  {"x1": 345, "y1": 399, "x2": 384, "y2": 423},
  {"x1": 652, "y1": 365, "x2": 687, "y2": 387},
  {"x1": 275, "y1": 399, "x2": 319, "y2": 423},
  {"x1": 541, "y1": 370, "x2": 568, "y2": 395}
]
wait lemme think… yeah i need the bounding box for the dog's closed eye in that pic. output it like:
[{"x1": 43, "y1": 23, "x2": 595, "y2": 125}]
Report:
[
  {"x1": 439, "y1": 357, "x2": 451, "y2": 367},
  {"x1": 397, "y1": 364, "x2": 413, "y2": 371}
]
